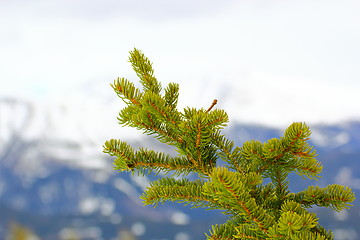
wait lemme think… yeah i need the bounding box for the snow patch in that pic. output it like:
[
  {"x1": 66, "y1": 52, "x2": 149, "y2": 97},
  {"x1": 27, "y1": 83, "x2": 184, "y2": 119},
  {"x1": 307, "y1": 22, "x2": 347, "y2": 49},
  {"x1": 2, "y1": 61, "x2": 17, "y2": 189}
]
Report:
[
  {"x1": 170, "y1": 211, "x2": 190, "y2": 225},
  {"x1": 79, "y1": 197, "x2": 117, "y2": 215},
  {"x1": 131, "y1": 174, "x2": 150, "y2": 190},
  {"x1": 78, "y1": 226, "x2": 102, "y2": 239},
  {"x1": 335, "y1": 167, "x2": 360, "y2": 190},
  {"x1": 333, "y1": 228, "x2": 358, "y2": 240},
  {"x1": 100, "y1": 198, "x2": 115, "y2": 216},
  {"x1": 113, "y1": 178, "x2": 141, "y2": 204},
  {"x1": 79, "y1": 197, "x2": 99, "y2": 215},
  {"x1": 334, "y1": 210, "x2": 349, "y2": 221},
  {"x1": 131, "y1": 222, "x2": 146, "y2": 236},
  {"x1": 175, "y1": 232, "x2": 191, "y2": 240},
  {"x1": 38, "y1": 182, "x2": 60, "y2": 204},
  {"x1": 311, "y1": 130, "x2": 350, "y2": 148},
  {"x1": 333, "y1": 132, "x2": 351, "y2": 146},
  {"x1": 90, "y1": 170, "x2": 110, "y2": 183},
  {"x1": 109, "y1": 213, "x2": 122, "y2": 224}
]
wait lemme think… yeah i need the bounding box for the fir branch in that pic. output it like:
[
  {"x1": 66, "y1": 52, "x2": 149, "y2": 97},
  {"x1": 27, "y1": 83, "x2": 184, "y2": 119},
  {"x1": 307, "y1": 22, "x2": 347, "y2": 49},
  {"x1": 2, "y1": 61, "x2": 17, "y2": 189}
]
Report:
[
  {"x1": 141, "y1": 178, "x2": 221, "y2": 209},
  {"x1": 203, "y1": 167, "x2": 274, "y2": 231},
  {"x1": 272, "y1": 170, "x2": 290, "y2": 197},
  {"x1": 129, "y1": 48, "x2": 161, "y2": 93},
  {"x1": 282, "y1": 122, "x2": 312, "y2": 151},
  {"x1": 117, "y1": 105, "x2": 136, "y2": 126},
  {"x1": 291, "y1": 157, "x2": 323, "y2": 180},
  {"x1": 294, "y1": 185, "x2": 356, "y2": 211},
  {"x1": 111, "y1": 77, "x2": 142, "y2": 105},
  {"x1": 119, "y1": 105, "x2": 183, "y2": 148},
  {"x1": 103, "y1": 139, "x2": 197, "y2": 175},
  {"x1": 207, "y1": 217, "x2": 245, "y2": 240},
  {"x1": 255, "y1": 123, "x2": 322, "y2": 181},
  {"x1": 104, "y1": 49, "x2": 356, "y2": 240},
  {"x1": 240, "y1": 140, "x2": 265, "y2": 173},
  {"x1": 164, "y1": 82, "x2": 180, "y2": 108},
  {"x1": 235, "y1": 223, "x2": 269, "y2": 239},
  {"x1": 276, "y1": 201, "x2": 320, "y2": 237},
  {"x1": 134, "y1": 148, "x2": 196, "y2": 175},
  {"x1": 210, "y1": 130, "x2": 245, "y2": 173},
  {"x1": 103, "y1": 139, "x2": 135, "y2": 171},
  {"x1": 204, "y1": 109, "x2": 229, "y2": 129},
  {"x1": 178, "y1": 108, "x2": 221, "y2": 174}
]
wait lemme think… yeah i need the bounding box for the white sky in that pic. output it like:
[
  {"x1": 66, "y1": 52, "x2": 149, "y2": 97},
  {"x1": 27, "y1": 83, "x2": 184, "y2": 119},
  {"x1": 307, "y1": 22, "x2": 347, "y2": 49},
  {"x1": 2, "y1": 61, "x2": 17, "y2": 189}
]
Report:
[{"x1": 1, "y1": 0, "x2": 360, "y2": 127}]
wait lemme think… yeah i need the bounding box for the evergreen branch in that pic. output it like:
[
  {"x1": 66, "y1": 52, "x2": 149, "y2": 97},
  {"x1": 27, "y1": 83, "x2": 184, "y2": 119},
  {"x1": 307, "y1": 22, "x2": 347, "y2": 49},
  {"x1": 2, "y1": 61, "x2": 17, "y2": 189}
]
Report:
[
  {"x1": 105, "y1": 49, "x2": 356, "y2": 239},
  {"x1": 117, "y1": 105, "x2": 136, "y2": 126},
  {"x1": 267, "y1": 201, "x2": 334, "y2": 240},
  {"x1": 256, "y1": 123, "x2": 322, "y2": 181},
  {"x1": 235, "y1": 223, "x2": 269, "y2": 239},
  {"x1": 203, "y1": 167, "x2": 274, "y2": 232},
  {"x1": 111, "y1": 77, "x2": 142, "y2": 105},
  {"x1": 164, "y1": 82, "x2": 179, "y2": 108},
  {"x1": 291, "y1": 157, "x2": 323, "y2": 180},
  {"x1": 114, "y1": 86, "x2": 179, "y2": 145},
  {"x1": 262, "y1": 138, "x2": 284, "y2": 160},
  {"x1": 178, "y1": 108, "x2": 221, "y2": 174},
  {"x1": 310, "y1": 225, "x2": 334, "y2": 240},
  {"x1": 141, "y1": 178, "x2": 217, "y2": 208},
  {"x1": 276, "y1": 210, "x2": 328, "y2": 239},
  {"x1": 143, "y1": 111, "x2": 180, "y2": 143},
  {"x1": 282, "y1": 122, "x2": 312, "y2": 151},
  {"x1": 293, "y1": 185, "x2": 356, "y2": 211},
  {"x1": 252, "y1": 183, "x2": 277, "y2": 213},
  {"x1": 134, "y1": 148, "x2": 196, "y2": 175},
  {"x1": 141, "y1": 91, "x2": 182, "y2": 125},
  {"x1": 207, "y1": 217, "x2": 245, "y2": 240},
  {"x1": 291, "y1": 231, "x2": 331, "y2": 240},
  {"x1": 271, "y1": 170, "x2": 290, "y2": 213},
  {"x1": 240, "y1": 140, "x2": 265, "y2": 173},
  {"x1": 205, "y1": 109, "x2": 229, "y2": 129},
  {"x1": 196, "y1": 123, "x2": 204, "y2": 163},
  {"x1": 103, "y1": 139, "x2": 134, "y2": 158},
  {"x1": 129, "y1": 48, "x2": 161, "y2": 93},
  {"x1": 120, "y1": 106, "x2": 183, "y2": 147},
  {"x1": 210, "y1": 130, "x2": 245, "y2": 173},
  {"x1": 142, "y1": 91, "x2": 171, "y2": 120},
  {"x1": 103, "y1": 139, "x2": 197, "y2": 175},
  {"x1": 275, "y1": 201, "x2": 320, "y2": 237},
  {"x1": 103, "y1": 139, "x2": 135, "y2": 171},
  {"x1": 118, "y1": 105, "x2": 158, "y2": 132}
]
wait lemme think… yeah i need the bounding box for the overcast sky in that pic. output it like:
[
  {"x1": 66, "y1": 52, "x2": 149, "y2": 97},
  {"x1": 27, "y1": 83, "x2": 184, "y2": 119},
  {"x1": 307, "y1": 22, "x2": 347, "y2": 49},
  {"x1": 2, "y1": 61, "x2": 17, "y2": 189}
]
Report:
[{"x1": 1, "y1": 0, "x2": 359, "y2": 127}]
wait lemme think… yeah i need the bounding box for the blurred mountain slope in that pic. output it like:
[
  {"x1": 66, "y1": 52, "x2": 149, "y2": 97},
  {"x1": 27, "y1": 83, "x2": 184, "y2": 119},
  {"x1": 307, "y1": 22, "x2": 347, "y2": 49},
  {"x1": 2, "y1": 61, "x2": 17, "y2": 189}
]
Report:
[{"x1": 0, "y1": 95, "x2": 359, "y2": 239}]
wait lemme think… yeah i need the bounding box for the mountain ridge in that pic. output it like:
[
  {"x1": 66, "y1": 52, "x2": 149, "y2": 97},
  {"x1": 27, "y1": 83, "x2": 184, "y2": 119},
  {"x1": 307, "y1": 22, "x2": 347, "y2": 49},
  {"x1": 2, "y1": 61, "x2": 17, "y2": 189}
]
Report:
[{"x1": 1, "y1": 96, "x2": 359, "y2": 239}]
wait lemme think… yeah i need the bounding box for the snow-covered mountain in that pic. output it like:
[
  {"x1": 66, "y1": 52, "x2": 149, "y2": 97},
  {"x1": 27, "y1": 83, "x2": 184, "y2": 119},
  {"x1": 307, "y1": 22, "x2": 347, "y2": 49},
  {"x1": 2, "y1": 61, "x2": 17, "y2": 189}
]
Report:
[
  {"x1": 0, "y1": 90, "x2": 359, "y2": 239},
  {"x1": 0, "y1": 94, "x2": 223, "y2": 239}
]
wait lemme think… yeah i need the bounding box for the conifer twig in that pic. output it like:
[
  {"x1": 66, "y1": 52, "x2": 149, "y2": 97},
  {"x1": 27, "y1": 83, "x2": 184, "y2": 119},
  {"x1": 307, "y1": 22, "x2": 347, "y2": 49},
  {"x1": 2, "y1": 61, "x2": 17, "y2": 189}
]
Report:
[{"x1": 206, "y1": 99, "x2": 218, "y2": 112}]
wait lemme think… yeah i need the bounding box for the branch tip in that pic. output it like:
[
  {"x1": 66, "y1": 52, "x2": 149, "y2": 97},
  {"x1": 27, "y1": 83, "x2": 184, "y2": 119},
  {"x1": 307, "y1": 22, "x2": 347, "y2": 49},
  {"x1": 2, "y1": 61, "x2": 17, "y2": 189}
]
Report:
[{"x1": 206, "y1": 99, "x2": 218, "y2": 112}]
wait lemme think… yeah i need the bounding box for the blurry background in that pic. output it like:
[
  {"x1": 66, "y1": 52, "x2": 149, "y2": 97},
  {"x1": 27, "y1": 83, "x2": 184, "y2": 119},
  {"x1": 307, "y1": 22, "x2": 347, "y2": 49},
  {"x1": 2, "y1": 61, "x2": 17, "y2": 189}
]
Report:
[{"x1": 0, "y1": 0, "x2": 359, "y2": 239}]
